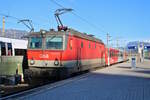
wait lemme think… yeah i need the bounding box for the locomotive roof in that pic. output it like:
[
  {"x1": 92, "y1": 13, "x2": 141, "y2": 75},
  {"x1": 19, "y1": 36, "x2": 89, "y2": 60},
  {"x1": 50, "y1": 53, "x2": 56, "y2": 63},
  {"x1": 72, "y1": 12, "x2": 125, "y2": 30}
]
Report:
[
  {"x1": 69, "y1": 29, "x2": 104, "y2": 44},
  {"x1": 28, "y1": 28, "x2": 104, "y2": 44}
]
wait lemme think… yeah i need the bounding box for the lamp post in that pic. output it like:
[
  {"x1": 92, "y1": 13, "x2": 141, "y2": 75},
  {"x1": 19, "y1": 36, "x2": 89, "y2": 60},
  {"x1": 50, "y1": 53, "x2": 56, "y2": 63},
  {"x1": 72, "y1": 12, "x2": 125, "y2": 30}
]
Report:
[{"x1": 2, "y1": 17, "x2": 5, "y2": 37}]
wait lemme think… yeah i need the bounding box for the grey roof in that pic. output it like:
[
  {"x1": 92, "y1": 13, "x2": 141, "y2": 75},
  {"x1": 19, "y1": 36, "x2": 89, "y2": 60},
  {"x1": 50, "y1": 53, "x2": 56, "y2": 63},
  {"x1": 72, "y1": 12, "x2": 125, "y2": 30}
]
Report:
[
  {"x1": 0, "y1": 28, "x2": 28, "y2": 39},
  {"x1": 28, "y1": 28, "x2": 104, "y2": 45}
]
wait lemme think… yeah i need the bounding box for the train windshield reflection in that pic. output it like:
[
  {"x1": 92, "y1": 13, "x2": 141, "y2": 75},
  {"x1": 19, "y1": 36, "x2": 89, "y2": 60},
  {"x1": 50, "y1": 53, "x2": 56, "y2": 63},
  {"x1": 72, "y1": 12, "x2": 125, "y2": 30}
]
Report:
[
  {"x1": 29, "y1": 37, "x2": 42, "y2": 49},
  {"x1": 46, "y1": 36, "x2": 63, "y2": 50}
]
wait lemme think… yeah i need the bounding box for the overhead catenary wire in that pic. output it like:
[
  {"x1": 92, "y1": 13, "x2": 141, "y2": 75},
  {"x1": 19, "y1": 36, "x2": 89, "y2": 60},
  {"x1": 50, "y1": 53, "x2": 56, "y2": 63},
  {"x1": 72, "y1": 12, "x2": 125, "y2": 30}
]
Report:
[
  {"x1": 0, "y1": 13, "x2": 20, "y2": 20},
  {"x1": 0, "y1": 13, "x2": 52, "y2": 32},
  {"x1": 0, "y1": 13, "x2": 35, "y2": 32},
  {"x1": 50, "y1": 0, "x2": 108, "y2": 34},
  {"x1": 1, "y1": 1, "x2": 108, "y2": 37},
  {"x1": 71, "y1": 12, "x2": 107, "y2": 33}
]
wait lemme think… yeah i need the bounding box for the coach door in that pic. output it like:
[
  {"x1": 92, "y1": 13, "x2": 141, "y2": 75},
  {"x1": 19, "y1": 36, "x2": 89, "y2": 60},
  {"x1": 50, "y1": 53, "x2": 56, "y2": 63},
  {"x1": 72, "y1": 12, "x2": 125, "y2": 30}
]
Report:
[
  {"x1": 0, "y1": 42, "x2": 2, "y2": 56},
  {"x1": 7, "y1": 43, "x2": 12, "y2": 56},
  {"x1": 77, "y1": 48, "x2": 81, "y2": 70},
  {"x1": 101, "y1": 51, "x2": 105, "y2": 66}
]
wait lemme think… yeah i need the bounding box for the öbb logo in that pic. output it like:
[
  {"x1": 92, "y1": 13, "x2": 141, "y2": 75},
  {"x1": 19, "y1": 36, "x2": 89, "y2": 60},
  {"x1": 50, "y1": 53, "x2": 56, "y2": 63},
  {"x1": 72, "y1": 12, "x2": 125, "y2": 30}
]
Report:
[{"x1": 39, "y1": 54, "x2": 49, "y2": 58}]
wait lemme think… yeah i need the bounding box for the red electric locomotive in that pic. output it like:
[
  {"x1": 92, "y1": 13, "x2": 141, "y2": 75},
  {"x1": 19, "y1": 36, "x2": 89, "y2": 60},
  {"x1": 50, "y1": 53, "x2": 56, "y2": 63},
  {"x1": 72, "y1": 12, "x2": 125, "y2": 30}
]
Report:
[
  {"x1": 24, "y1": 8, "x2": 128, "y2": 81},
  {"x1": 26, "y1": 29, "x2": 106, "y2": 79}
]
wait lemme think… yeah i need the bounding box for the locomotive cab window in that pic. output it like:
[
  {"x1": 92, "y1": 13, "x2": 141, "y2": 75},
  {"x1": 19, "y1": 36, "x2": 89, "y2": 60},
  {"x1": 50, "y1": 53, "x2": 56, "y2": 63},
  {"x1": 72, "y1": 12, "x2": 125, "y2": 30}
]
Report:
[
  {"x1": 29, "y1": 37, "x2": 42, "y2": 49},
  {"x1": 46, "y1": 36, "x2": 63, "y2": 50}
]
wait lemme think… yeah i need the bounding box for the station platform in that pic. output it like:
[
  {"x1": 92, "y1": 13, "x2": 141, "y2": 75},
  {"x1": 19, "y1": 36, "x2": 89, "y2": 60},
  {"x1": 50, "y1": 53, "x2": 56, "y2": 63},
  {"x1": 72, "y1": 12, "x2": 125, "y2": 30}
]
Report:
[{"x1": 3, "y1": 60, "x2": 150, "y2": 100}]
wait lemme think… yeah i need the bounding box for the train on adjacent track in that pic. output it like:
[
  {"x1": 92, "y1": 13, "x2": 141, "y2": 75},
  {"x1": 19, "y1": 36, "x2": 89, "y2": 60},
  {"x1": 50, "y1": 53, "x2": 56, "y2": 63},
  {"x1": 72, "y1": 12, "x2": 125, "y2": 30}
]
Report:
[
  {"x1": 25, "y1": 28, "x2": 127, "y2": 81},
  {"x1": 0, "y1": 37, "x2": 28, "y2": 84}
]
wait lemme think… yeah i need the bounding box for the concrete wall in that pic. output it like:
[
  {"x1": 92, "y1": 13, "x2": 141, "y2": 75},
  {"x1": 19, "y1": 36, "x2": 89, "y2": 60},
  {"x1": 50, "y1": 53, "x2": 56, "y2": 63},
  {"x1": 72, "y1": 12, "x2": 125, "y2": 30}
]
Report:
[{"x1": 0, "y1": 56, "x2": 23, "y2": 76}]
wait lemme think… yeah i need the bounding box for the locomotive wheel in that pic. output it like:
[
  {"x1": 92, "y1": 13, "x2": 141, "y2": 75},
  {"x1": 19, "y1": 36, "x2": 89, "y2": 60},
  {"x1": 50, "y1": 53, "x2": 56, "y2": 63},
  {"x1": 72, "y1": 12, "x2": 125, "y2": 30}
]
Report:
[
  {"x1": 24, "y1": 69, "x2": 32, "y2": 84},
  {"x1": 57, "y1": 68, "x2": 69, "y2": 80},
  {"x1": 24, "y1": 69, "x2": 40, "y2": 85}
]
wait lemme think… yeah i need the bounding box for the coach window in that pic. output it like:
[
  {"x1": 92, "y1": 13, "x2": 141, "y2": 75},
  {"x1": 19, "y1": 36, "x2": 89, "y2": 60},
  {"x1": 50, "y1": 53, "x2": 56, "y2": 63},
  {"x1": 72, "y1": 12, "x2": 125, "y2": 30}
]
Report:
[
  {"x1": 109, "y1": 51, "x2": 112, "y2": 57},
  {"x1": 15, "y1": 49, "x2": 26, "y2": 56},
  {"x1": 1, "y1": 42, "x2": 6, "y2": 56},
  {"x1": 81, "y1": 42, "x2": 83, "y2": 48},
  {"x1": 120, "y1": 53, "x2": 123, "y2": 57}
]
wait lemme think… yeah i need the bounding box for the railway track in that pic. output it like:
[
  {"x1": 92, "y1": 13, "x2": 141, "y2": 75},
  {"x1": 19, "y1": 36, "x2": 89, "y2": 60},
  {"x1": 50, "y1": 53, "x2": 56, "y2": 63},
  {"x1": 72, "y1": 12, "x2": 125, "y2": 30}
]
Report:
[
  {"x1": 1, "y1": 60, "x2": 127, "y2": 100},
  {"x1": 1, "y1": 65, "x2": 105, "y2": 97},
  {"x1": 1, "y1": 71, "x2": 91, "y2": 100}
]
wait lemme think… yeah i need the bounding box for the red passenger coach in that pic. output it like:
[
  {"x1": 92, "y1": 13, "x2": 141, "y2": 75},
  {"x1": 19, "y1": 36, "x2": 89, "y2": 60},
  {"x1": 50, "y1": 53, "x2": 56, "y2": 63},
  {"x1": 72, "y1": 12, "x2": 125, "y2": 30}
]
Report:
[
  {"x1": 105, "y1": 48, "x2": 128, "y2": 66},
  {"x1": 26, "y1": 29, "x2": 106, "y2": 79},
  {"x1": 109, "y1": 48, "x2": 119, "y2": 65},
  {"x1": 105, "y1": 48, "x2": 119, "y2": 65}
]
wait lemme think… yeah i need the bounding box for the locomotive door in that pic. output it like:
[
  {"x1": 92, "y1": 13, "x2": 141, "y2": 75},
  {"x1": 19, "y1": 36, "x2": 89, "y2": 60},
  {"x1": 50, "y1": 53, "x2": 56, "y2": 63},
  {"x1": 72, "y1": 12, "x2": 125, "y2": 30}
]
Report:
[{"x1": 77, "y1": 42, "x2": 81, "y2": 71}]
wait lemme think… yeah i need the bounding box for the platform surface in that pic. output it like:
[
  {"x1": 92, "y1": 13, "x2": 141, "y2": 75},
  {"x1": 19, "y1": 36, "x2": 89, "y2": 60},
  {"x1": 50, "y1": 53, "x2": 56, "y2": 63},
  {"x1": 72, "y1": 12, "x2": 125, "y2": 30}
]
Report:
[{"x1": 5, "y1": 60, "x2": 150, "y2": 100}]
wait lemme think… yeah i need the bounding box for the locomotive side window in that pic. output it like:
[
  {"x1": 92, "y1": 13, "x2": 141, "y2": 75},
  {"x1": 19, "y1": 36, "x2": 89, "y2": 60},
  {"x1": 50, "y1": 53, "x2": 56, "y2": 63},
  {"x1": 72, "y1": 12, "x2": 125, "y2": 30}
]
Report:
[
  {"x1": 69, "y1": 39, "x2": 73, "y2": 50},
  {"x1": 81, "y1": 42, "x2": 83, "y2": 48},
  {"x1": 29, "y1": 37, "x2": 42, "y2": 49},
  {"x1": 89, "y1": 42, "x2": 91, "y2": 48},
  {"x1": 46, "y1": 36, "x2": 63, "y2": 50}
]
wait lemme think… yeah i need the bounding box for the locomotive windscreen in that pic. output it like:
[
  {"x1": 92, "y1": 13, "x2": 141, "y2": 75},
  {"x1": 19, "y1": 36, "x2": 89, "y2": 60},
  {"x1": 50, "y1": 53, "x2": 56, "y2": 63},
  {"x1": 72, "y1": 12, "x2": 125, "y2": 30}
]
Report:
[
  {"x1": 29, "y1": 37, "x2": 42, "y2": 49},
  {"x1": 46, "y1": 36, "x2": 63, "y2": 49}
]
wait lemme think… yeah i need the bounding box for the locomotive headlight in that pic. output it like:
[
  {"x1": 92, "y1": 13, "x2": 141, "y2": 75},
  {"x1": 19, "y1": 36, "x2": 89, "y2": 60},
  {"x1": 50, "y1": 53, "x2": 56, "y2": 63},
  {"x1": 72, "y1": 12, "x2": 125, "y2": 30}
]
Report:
[
  {"x1": 30, "y1": 59, "x2": 35, "y2": 65},
  {"x1": 54, "y1": 59, "x2": 59, "y2": 66}
]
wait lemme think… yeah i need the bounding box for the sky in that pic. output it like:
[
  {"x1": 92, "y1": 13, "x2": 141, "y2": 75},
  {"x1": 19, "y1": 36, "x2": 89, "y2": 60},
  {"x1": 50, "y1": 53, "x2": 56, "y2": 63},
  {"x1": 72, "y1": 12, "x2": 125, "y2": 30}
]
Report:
[{"x1": 0, "y1": 0, "x2": 150, "y2": 46}]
